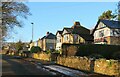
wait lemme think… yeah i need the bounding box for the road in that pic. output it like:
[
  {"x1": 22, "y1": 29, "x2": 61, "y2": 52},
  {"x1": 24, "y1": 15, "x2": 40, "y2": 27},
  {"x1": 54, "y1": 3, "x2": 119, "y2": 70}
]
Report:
[{"x1": 1, "y1": 54, "x2": 56, "y2": 77}]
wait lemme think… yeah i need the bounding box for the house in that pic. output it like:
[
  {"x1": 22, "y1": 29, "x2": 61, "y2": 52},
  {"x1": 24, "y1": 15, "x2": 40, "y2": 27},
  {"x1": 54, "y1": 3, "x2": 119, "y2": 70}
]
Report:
[
  {"x1": 56, "y1": 21, "x2": 93, "y2": 50},
  {"x1": 56, "y1": 31, "x2": 63, "y2": 50},
  {"x1": 92, "y1": 19, "x2": 120, "y2": 45},
  {"x1": 28, "y1": 40, "x2": 35, "y2": 50},
  {"x1": 38, "y1": 32, "x2": 56, "y2": 51}
]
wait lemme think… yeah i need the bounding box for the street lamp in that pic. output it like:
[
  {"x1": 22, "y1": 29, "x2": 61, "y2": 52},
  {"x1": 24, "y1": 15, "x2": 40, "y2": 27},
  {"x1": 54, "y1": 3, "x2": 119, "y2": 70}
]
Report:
[{"x1": 31, "y1": 22, "x2": 34, "y2": 42}]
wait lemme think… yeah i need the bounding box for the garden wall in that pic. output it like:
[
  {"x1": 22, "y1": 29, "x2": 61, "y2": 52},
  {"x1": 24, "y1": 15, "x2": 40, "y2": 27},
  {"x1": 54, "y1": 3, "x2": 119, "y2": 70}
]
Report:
[
  {"x1": 57, "y1": 56, "x2": 91, "y2": 71},
  {"x1": 29, "y1": 52, "x2": 120, "y2": 76},
  {"x1": 31, "y1": 52, "x2": 51, "y2": 61},
  {"x1": 94, "y1": 59, "x2": 120, "y2": 76},
  {"x1": 31, "y1": 52, "x2": 58, "y2": 61},
  {"x1": 57, "y1": 56, "x2": 120, "y2": 76}
]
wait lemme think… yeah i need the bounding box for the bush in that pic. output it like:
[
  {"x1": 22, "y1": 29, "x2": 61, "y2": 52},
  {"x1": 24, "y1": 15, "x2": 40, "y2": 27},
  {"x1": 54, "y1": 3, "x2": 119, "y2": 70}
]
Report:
[{"x1": 30, "y1": 46, "x2": 42, "y2": 53}]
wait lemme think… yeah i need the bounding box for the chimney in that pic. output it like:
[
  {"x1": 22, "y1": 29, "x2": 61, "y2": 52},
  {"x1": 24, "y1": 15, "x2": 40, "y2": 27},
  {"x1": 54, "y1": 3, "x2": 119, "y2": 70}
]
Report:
[
  {"x1": 72, "y1": 21, "x2": 80, "y2": 28},
  {"x1": 46, "y1": 32, "x2": 49, "y2": 36},
  {"x1": 74, "y1": 21, "x2": 80, "y2": 26}
]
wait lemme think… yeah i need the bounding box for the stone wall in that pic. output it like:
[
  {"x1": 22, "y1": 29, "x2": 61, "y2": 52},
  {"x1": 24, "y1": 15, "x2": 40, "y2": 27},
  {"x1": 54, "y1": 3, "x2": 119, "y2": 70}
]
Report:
[
  {"x1": 31, "y1": 52, "x2": 51, "y2": 61},
  {"x1": 57, "y1": 56, "x2": 120, "y2": 76},
  {"x1": 57, "y1": 56, "x2": 91, "y2": 71},
  {"x1": 30, "y1": 52, "x2": 120, "y2": 76},
  {"x1": 94, "y1": 59, "x2": 120, "y2": 76}
]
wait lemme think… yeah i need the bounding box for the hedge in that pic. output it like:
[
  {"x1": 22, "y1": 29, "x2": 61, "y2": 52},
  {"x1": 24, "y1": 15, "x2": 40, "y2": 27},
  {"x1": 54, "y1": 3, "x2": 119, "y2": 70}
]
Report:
[{"x1": 62, "y1": 43, "x2": 120, "y2": 59}]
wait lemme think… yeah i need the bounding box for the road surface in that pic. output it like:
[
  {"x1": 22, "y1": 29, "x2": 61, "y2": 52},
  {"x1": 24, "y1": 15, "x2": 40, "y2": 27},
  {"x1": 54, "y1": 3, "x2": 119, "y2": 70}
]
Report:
[{"x1": 1, "y1": 54, "x2": 56, "y2": 77}]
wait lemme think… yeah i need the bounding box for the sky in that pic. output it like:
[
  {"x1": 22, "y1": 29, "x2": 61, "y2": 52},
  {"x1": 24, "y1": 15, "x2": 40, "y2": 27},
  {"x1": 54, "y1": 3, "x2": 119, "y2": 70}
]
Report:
[{"x1": 6, "y1": 2, "x2": 118, "y2": 42}]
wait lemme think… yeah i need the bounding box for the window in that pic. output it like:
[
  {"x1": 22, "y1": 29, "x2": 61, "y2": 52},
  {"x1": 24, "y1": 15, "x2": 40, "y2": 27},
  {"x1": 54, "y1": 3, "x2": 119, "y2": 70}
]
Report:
[
  {"x1": 99, "y1": 30, "x2": 104, "y2": 37},
  {"x1": 74, "y1": 34, "x2": 78, "y2": 42},
  {"x1": 60, "y1": 39, "x2": 61, "y2": 42},
  {"x1": 64, "y1": 35, "x2": 67, "y2": 42}
]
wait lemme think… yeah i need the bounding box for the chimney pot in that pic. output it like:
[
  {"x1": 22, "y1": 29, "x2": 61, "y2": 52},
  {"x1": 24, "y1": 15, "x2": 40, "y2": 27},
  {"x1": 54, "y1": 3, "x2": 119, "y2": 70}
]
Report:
[{"x1": 46, "y1": 32, "x2": 49, "y2": 35}]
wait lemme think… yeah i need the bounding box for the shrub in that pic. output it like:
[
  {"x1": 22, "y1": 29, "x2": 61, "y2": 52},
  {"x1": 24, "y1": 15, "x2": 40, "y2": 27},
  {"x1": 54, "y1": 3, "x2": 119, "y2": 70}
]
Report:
[{"x1": 30, "y1": 46, "x2": 42, "y2": 53}]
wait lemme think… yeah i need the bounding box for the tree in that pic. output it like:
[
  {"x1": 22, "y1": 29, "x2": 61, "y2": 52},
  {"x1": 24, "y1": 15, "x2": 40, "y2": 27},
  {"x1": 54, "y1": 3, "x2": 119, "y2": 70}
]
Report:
[
  {"x1": 30, "y1": 46, "x2": 42, "y2": 53},
  {"x1": 15, "y1": 40, "x2": 24, "y2": 51},
  {"x1": 1, "y1": 2, "x2": 30, "y2": 38},
  {"x1": 118, "y1": 1, "x2": 120, "y2": 20},
  {"x1": 98, "y1": 10, "x2": 117, "y2": 20}
]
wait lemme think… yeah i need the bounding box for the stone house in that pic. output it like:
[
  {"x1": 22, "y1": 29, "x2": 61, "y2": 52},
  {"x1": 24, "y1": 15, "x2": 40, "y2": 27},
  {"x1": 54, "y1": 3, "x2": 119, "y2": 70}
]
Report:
[
  {"x1": 38, "y1": 32, "x2": 56, "y2": 51},
  {"x1": 92, "y1": 19, "x2": 120, "y2": 45},
  {"x1": 56, "y1": 21, "x2": 93, "y2": 50}
]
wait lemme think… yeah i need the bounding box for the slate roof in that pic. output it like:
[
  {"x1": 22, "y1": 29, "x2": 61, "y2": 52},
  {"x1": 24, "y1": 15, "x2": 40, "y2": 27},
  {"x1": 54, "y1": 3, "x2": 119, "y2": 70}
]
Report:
[
  {"x1": 92, "y1": 19, "x2": 120, "y2": 35},
  {"x1": 100, "y1": 20, "x2": 120, "y2": 29},
  {"x1": 41, "y1": 33, "x2": 56, "y2": 40},
  {"x1": 78, "y1": 34, "x2": 93, "y2": 41},
  {"x1": 63, "y1": 24, "x2": 90, "y2": 35}
]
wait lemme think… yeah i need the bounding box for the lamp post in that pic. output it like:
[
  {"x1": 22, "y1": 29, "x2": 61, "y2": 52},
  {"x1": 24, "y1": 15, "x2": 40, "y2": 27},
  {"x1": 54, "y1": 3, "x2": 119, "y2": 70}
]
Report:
[{"x1": 31, "y1": 22, "x2": 34, "y2": 42}]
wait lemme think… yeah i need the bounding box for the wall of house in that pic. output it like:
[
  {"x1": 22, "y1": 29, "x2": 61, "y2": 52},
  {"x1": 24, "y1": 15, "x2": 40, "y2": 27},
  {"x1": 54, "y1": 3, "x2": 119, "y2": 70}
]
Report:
[
  {"x1": 94, "y1": 22, "x2": 120, "y2": 45},
  {"x1": 43, "y1": 39, "x2": 46, "y2": 51},
  {"x1": 94, "y1": 27, "x2": 110, "y2": 39},
  {"x1": 110, "y1": 36, "x2": 120, "y2": 45},
  {"x1": 37, "y1": 40, "x2": 42, "y2": 48},
  {"x1": 56, "y1": 33, "x2": 63, "y2": 50},
  {"x1": 29, "y1": 42, "x2": 34, "y2": 50},
  {"x1": 46, "y1": 39, "x2": 56, "y2": 50},
  {"x1": 56, "y1": 43, "x2": 62, "y2": 50},
  {"x1": 63, "y1": 34, "x2": 73, "y2": 43}
]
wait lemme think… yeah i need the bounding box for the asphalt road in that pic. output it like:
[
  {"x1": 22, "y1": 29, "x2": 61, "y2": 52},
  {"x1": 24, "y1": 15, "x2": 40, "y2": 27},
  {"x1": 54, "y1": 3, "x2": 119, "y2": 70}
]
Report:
[{"x1": 1, "y1": 54, "x2": 56, "y2": 77}]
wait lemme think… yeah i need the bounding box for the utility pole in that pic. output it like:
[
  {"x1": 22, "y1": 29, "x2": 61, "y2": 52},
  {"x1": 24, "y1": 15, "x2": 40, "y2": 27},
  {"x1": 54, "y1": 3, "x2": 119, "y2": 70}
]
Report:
[{"x1": 31, "y1": 22, "x2": 34, "y2": 42}]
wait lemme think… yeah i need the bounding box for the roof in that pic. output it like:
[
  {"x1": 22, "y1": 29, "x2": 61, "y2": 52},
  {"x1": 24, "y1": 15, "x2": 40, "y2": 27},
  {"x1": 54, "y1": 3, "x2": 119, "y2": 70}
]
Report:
[
  {"x1": 62, "y1": 22, "x2": 93, "y2": 41},
  {"x1": 63, "y1": 25, "x2": 90, "y2": 35},
  {"x1": 56, "y1": 30, "x2": 63, "y2": 35},
  {"x1": 63, "y1": 28, "x2": 73, "y2": 33},
  {"x1": 91, "y1": 19, "x2": 120, "y2": 35},
  {"x1": 78, "y1": 34, "x2": 93, "y2": 41},
  {"x1": 41, "y1": 33, "x2": 56, "y2": 40},
  {"x1": 100, "y1": 20, "x2": 120, "y2": 29}
]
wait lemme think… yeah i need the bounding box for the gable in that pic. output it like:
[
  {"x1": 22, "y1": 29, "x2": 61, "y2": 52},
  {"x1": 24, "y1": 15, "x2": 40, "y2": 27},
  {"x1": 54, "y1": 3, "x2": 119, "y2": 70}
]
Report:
[
  {"x1": 96, "y1": 22, "x2": 107, "y2": 29},
  {"x1": 56, "y1": 32, "x2": 62, "y2": 37},
  {"x1": 62, "y1": 29, "x2": 69, "y2": 35}
]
